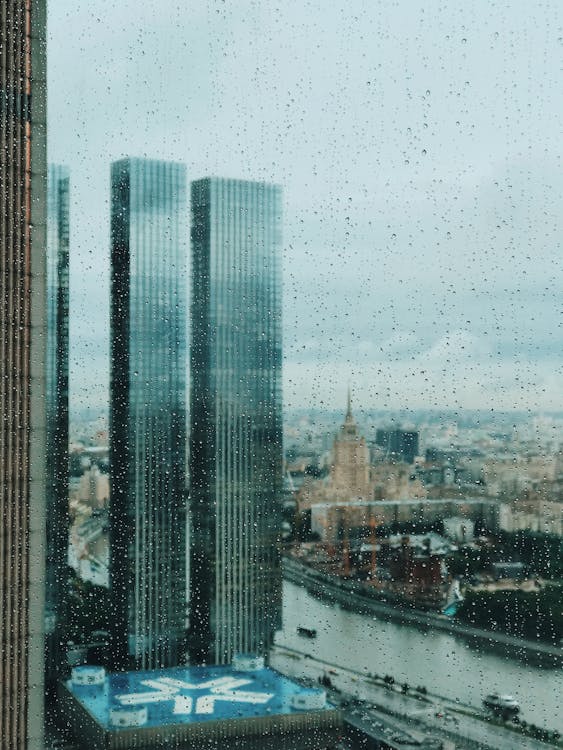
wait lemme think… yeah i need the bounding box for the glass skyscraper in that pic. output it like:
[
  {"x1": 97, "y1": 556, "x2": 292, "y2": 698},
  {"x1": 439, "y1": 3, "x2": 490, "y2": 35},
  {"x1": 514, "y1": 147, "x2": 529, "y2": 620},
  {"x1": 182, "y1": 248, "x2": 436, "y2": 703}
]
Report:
[
  {"x1": 45, "y1": 165, "x2": 70, "y2": 685},
  {"x1": 109, "y1": 158, "x2": 187, "y2": 670},
  {"x1": 189, "y1": 177, "x2": 283, "y2": 665}
]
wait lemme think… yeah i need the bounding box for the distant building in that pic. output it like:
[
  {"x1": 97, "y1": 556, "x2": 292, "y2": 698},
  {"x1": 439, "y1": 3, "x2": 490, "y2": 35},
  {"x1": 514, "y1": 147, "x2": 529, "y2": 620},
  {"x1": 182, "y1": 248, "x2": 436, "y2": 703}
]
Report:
[
  {"x1": 69, "y1": 511, "x2": 109, "y2": 588},
  {"x1": 109, "y1": 158, "x2": 187, "y2": 670},
  {"x1": 189, "y1": 178, "x2": 283, "y2": 665},
  {"x1": 297, "y1": 406, "x2": 425, "y2": 512},
  {"x1": 330, "y1": 392, "x2": 371, "y2": 499},
  {"x1": 499, "y1": 500, "x2": 563, "y2": 537},
  {"x1": 375, "y1": 428, "x2": 419, "y2": 464},
  {"x1": 371, "y1": 462, "x2": 427, "y2": 502},
  {"x1": 311, "y1": 498, "x2": 499, "y2": 542},
  {"x1": 483, "y1": 455, "x2": 557, "y2": 496},
  {"x1": 417, "y1": 459, "x2": 483, "y2": 489},
  {"x1": 491, "y1": 562, "x2": 525, "y2": 580},
  {"x1": 386, "y1": 535, "x2": 449, "y2": 609},
  {"x1": 78, "y1": 465, "x2": 109, "y2": 509},
  {"x1": 443, "y1": 516, "x2": 475, "y2": 544}
]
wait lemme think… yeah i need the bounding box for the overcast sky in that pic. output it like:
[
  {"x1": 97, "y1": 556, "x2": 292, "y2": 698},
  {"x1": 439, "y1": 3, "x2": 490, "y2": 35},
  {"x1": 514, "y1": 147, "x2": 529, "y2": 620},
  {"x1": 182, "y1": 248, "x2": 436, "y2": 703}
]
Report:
[{"x1": 48, "y1": 0, "x2": 562, "y2": 418}]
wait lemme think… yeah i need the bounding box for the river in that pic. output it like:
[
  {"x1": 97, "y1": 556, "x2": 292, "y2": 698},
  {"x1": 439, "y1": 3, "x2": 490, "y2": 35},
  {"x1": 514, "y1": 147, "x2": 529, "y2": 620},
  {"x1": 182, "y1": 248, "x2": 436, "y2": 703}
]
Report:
[{"x1": 277, "y1": 580, "x2": 563, "y2": 734}]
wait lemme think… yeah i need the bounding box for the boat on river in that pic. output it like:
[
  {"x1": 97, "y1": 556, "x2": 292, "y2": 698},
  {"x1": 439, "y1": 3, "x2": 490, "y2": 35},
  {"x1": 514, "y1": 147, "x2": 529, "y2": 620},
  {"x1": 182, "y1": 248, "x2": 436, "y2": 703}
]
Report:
[{"x1": 297, "y1": 626, "x2": 317, "y2": 638}]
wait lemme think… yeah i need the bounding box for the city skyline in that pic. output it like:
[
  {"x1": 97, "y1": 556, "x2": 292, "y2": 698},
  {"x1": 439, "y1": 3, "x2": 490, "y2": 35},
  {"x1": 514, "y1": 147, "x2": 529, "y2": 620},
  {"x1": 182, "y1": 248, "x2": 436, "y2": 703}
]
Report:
[
  {"x1": 189, "y1": 177, "x2": 283, "y2": 665},
  {"x1": 48, "y1": 0, "x2": 563, "y2": 416},
  {"x1": 1, "y1": 1, "x2": 561, "y2": 748},
  {"x1": 109, "y1": 157, "x2": 188, "y2": 670}
]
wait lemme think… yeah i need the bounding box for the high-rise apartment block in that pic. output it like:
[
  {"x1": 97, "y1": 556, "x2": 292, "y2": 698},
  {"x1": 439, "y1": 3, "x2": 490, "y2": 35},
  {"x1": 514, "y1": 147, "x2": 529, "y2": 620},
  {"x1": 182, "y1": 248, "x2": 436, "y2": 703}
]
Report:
[
  {"x1": 189, "y1": 177, "x2": 283, "y2": 665},
  {"x1": 0, "y1": 1, "x2": 47, "y2": 748},
  {"x1": 375, "y1": 428, "x2": 419, "y2": 464},
  {"x1": 109, "y1": 158, "x2": 187, "y2": 670},
  {"x1": 45, "y1": 165, "x2": 70, "y2": 684}
]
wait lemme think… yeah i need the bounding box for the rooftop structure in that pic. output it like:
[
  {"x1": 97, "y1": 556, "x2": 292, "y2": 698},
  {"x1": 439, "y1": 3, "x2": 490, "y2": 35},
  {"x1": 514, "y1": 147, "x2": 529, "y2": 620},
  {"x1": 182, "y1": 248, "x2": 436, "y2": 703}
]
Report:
[{"x1": 59, "y1": 660, "x2": 342, "y2": 749}]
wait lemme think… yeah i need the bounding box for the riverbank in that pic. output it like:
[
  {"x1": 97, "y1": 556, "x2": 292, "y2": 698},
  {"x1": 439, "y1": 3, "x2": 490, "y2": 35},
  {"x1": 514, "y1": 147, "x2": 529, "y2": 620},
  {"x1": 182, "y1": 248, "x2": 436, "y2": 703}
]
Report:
[
  {"x1": 271, "y1": 643, "x2": 562, "y2": 750},
  {"x1": 283, "y1": 555, "x2": 563, "y2": 665}
]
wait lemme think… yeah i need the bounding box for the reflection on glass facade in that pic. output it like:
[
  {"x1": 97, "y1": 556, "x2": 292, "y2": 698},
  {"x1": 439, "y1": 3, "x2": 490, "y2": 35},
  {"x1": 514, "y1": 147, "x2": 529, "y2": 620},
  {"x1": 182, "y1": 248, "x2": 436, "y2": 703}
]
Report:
[
  {"x1": 110, "y1": 158, "x2": 187, "y2": 670},
  {"x1": 189, "y1": 177, "x2": 283, "y2": 665},
  {"x1": 45, "y1": 164, "x2": 70, "y2": 683}
]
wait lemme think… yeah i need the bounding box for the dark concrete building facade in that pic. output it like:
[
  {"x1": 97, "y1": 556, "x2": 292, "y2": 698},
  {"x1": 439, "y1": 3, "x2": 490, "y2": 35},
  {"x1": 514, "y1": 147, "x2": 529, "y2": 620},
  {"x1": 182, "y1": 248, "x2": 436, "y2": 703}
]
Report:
[
  {"x1": 0, "y1": 1, "x2": 48, "y2": 748},
  {"x1": 45, "y1": 164, "x2": 70, "y2": 685}
]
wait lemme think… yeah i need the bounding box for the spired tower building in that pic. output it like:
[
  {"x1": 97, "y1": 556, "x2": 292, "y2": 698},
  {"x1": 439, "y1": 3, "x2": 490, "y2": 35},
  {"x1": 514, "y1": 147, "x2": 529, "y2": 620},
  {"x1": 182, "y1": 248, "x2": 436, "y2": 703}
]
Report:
[
  {"x1": 330, "y1": 390, "x2": 371, "y2": 499},
  {"x1": 189, "y1": 177, "x2": 283, "y2": 665},
  {"x1": 109, "y1": 158, "x2": 187, "y2": 670}
]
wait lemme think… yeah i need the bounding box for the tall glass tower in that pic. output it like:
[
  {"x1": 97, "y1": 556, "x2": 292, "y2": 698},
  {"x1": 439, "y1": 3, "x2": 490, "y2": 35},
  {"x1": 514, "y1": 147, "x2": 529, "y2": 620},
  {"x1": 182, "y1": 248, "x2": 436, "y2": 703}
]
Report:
[
  {"x1": 109, "y1": 158, "x2": 187, "y2": 670},
  {"x1": 45, "y1": 165, "x2": 70, "y2": 685},
  {"x1": 189, "y1": 177, "x2": 283, "y2": 665},
  {"x1": 0, "y1": 2, "x2": 47, "y2": 748}
]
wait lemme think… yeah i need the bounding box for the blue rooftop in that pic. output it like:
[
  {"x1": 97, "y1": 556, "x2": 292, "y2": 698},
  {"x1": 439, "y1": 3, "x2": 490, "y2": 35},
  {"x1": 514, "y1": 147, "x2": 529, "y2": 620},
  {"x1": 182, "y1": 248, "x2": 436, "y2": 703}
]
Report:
[{"x1": 65, "y1": 664, "x2": 330, "y2": 731}]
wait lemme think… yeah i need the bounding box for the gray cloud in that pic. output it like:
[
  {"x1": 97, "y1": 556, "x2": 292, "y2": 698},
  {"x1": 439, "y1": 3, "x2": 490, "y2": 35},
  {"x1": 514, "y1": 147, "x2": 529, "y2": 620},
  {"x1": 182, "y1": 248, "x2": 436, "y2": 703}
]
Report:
[{"x1": 49, "y1": 0, "x2": 563, "y2": 414}]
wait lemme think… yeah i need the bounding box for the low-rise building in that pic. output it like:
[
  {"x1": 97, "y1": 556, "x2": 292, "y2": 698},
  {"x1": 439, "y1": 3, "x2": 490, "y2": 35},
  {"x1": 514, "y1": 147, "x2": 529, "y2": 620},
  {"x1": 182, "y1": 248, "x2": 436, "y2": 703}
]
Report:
[
  {"x1": 499, "y1": 500, "x2": 563, "y2": 536},
  {"x1": 310, "y1": 498, "x2": 498, "y2": 542},
  {"x1": 59, "y1": 660, "x2": 343, "y2": 749},
  {"x1": 443, "y1": 516, "x2": 475, "y2": 544}
]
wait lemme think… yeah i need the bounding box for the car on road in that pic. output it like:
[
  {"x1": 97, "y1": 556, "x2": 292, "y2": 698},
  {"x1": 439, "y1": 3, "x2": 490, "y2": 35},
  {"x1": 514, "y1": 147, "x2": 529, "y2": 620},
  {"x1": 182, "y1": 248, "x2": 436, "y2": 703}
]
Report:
[
  {"x1": 391, "y1": 732, "x2": 422, "y2": 745},
  {"x1": 483, "y1": 693, "x2": 520, "y2": 713},
  {"x1": 420, "y1": 739, "x2": 443, "y2": 750}
]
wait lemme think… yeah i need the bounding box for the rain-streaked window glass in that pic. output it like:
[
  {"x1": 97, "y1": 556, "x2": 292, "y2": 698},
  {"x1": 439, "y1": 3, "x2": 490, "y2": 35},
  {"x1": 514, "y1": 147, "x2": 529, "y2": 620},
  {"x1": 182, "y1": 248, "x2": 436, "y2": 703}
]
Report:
[{"x1": 1, "y1": 1, "x2": 559, "y2": 748}]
